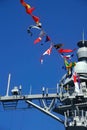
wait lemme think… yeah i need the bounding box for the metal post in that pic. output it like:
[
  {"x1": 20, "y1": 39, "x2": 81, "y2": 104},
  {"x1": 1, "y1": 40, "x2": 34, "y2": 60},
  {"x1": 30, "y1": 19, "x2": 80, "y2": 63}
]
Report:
[{"x1": 6, "y1": 73, "x2": 11, "y2": 96}]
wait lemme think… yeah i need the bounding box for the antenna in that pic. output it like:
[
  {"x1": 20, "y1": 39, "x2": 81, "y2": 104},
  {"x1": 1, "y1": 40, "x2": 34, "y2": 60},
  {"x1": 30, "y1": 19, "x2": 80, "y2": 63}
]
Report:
[
  {"x1": 6, "y1": 73, "x2": 11, "y2": 96},
  {"x1": 29, "y1": 84, "x2": 32, "y2": 95},
  {"x1": 82, "y1": 29, "x2": 85, "y2": 44}
]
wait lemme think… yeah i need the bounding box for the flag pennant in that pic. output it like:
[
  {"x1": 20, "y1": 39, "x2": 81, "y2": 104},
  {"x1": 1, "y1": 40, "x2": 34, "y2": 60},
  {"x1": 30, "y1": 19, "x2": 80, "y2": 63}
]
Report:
[
  {"x1": 64, "y1": 59, "x2": 70, "y2": 68},
  {"x1": 58, "y1": 48, "x2": 75, "y2": 53},
  {"x1": 43, "y1": 45, "x2": 53, "y2": 55},
  {"x1": 40, "y1": 45, "x2": 53, "y2": 64},
  {"x1": 20, "y1": 0, "x2": 77, "y2": 65},
  {"x1": 20, "y1": 0, "x2": 31, "y2": 8},
  {"x1": 34, "y1": 37, "x2": 42, "y2": 44},
  {"x1": 26, "y1": 4, "x2": 31, "y2": 9},
  {"x1": 73, "y1": 72, "x2": 77, "y2": 83},
  {"x1": 20, "y1": 0, "x2": 24, "y2": 2},
  {"x1": 64, "y1": 59, "x2": 76, "y2": 69},
  {"x1": 61, "y1": 54, "x2": 74, "y2": 60},
  {"x1": 54, "y1": 43, "x2": 63, "y2": 49},
  {"x1": 31, "y1": 15, "x2": 40, "y2": 23},
  {"x1": 26, "y1": 7, "x2": 35, "y2": 15},
  {"x1": 72, "y1": 72, "x2": 80, "y2": 93},
  {"x1": 36, "y1": 22, "x2": 42, "y2": 28},
  {"x1": 45, "y1": 35, "x2": 51, "y2": 42}
]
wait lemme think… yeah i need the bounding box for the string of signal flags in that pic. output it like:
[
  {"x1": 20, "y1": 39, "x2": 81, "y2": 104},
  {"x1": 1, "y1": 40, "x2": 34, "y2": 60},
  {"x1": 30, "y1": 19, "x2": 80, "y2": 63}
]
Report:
[{"x1": 20, "y1": 0, "x2": 76, "y2": 70}]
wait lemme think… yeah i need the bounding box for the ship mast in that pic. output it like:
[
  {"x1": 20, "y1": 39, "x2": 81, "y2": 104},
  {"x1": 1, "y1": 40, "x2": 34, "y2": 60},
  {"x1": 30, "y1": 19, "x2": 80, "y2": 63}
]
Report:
[{"x1": 0, "y1": 40, "x2": 87, "y2": 130}]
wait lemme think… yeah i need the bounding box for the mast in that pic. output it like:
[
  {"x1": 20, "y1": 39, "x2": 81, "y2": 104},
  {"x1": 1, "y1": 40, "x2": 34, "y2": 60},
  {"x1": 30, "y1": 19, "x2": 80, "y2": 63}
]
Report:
[
  {"x1": 1, "y1": 40, "x2": 87, "y2": 130},
  {"x1": 53, "y1": 40, "x2": 87, "y2": 130}
]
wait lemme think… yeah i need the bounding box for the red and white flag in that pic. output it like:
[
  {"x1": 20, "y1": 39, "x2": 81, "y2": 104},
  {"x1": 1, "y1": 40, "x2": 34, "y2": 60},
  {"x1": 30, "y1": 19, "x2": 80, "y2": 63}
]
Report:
[
  {"x1": 72, "y1": 72, "x2": 80, "y2": 93},
  {"x1": 60, "y1": 54, "x2": 74, "y2": 60},
  {"x1": 34, "y1": 37, "x2": 42, "y2": 44},
  {"x1": 40, "y1": 45, "x2": 53, "y2": 64},
  {"x1": 43, "y1": 45, "x2": 53, "y2": 56}
]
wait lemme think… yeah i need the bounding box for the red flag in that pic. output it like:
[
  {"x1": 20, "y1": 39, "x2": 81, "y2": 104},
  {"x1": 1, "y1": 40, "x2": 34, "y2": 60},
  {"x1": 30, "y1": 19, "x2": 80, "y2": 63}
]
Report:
[
  {"x1": 34, "y1": 37, "x2": 42, "y2": 44},
  {"x1": 20, "y1": 0, "x2": 25, "y2": 4},
  {"x1": 26, "y1": 7, "x2": 35, "y2": 15},
  {"x1": 20, "y1": 0, "x2": 24, "y2": 3},
  {"x1": 20, "y1": 0, "x2": 31, "y2": 8},
  {"x1": 58, "y1": 48, "x2": 75, "y2": 53},
  {"x1": 20, "y1": 0, "x2": 27, "y2": 7},
  {"x1": 31, "y1": 15, "x2": 40, "y2": 23}
]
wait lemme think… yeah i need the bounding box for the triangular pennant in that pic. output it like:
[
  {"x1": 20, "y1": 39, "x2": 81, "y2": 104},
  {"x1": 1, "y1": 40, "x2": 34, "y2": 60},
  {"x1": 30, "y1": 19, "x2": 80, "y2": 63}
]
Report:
[
  {"x1": 43, "y1": 45, "x2": 53, "y2": 55},
  {"x1": 58, "y1": 48, "x2": 74, "y2": 53},
  {"x1": 54, "y1": 43, "x2": 63, "y2": 49},
  {"x1": 26, "y1": 4, "x2": 31, "y2": 9},
  {"x1": 20, "y1": 0, "x2": 31, "y2": 8},
  {"x1": 45, "y1": 35, "x2": 51, "y2": 42},
  {"x1": 60, "y1": 54, "x2": 74, "y2": 60},
  {"x1": 34, "y1": 37, "x2": 42, "y2": 44},
  {"x1": 26, "y1": 7, "x2": 35, "y2": 15},
  {"x1": 32, "y1": 15, "x2": 40, "y2": 23}
]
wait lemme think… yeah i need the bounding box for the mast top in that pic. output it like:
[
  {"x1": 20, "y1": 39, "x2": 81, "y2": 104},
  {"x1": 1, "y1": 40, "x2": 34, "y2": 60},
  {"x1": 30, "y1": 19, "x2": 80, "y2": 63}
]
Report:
[{"x1": 77, "y1": 40, "x2": 87, "y2": 48}]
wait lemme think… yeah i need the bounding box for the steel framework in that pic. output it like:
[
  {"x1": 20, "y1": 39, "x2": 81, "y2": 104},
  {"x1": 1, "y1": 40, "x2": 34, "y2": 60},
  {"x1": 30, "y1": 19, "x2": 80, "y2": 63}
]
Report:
[{"x1": 1, "y1": 40, "x2": 87, "y2": 130}]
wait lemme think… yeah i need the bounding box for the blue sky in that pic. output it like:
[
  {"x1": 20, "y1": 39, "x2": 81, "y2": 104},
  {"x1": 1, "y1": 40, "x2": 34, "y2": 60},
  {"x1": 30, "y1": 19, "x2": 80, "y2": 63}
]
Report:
[{"x1": 0, "y1": 0, "x2": 87, "y2": 130}]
